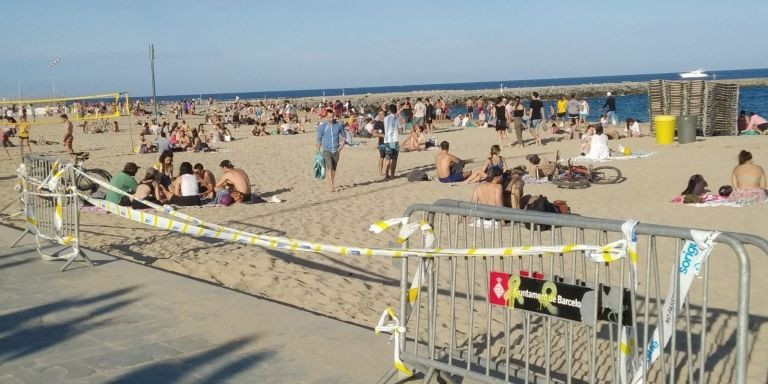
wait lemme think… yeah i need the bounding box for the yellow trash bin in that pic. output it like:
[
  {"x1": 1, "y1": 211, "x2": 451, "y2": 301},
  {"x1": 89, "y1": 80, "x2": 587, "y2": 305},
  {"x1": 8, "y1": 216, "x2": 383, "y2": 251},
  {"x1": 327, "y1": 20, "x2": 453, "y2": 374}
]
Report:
[{"x1": 654, "y1": 115, "x2": 676, "y2": 145}]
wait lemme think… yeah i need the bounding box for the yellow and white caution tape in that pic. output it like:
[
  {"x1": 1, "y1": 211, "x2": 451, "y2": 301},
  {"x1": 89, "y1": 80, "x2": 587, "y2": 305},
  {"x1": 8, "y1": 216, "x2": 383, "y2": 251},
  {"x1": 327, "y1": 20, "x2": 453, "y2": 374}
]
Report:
[
  {"x1": 369, "y1": 218, "x2": 407, "y2": 234},
  {"x1": 375, "y1": 307, "x2": 413, "y2": 377}
]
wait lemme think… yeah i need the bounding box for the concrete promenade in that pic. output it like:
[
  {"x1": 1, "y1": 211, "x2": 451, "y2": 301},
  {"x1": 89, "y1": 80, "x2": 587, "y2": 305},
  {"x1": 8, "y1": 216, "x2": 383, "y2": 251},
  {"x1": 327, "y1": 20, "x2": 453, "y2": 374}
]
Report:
[{"x1": 0, "y1": 224, "x2": 393, "y2": 383}]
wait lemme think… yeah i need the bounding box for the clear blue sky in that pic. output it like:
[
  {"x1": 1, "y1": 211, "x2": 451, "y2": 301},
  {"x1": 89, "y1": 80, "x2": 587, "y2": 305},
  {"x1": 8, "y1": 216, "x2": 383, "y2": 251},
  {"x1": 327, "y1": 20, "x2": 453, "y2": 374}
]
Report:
[{"x1": 1, "y1": 0, "x2": 765, "y2": 98}]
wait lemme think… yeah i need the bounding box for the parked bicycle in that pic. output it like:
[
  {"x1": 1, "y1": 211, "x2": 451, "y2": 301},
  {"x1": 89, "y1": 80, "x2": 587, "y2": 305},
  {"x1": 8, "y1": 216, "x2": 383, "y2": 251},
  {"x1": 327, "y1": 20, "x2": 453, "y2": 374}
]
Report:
[
  {"x1": 72, "y1": 152, "x2": 112, "y2": 197},
  {"x1": 550, "y1": 151, "x2": 622, "y2": 189}
]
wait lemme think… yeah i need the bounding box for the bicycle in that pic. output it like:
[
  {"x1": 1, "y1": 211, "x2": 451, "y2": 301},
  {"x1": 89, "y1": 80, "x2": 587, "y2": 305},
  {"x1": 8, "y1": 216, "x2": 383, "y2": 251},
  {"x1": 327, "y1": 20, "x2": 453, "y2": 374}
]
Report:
[
  {"x1": 550, "y1": 151, "x2": 622, "y2": 189},
  {"x1": 71, "y1": 152, "x2": 112, "y2": 197}
]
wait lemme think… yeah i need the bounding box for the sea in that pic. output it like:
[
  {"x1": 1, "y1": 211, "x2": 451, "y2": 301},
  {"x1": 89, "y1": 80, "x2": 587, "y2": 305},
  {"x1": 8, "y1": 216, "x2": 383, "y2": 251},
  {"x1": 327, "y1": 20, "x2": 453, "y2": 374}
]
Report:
[{"x1": 150, "y1": 68, "x2": 768, "y2": 122}]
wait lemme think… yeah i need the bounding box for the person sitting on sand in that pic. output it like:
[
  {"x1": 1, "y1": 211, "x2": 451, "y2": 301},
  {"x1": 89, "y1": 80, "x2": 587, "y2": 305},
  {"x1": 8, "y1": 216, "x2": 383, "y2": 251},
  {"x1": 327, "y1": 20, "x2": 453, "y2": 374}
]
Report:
[
  {"x1": 401, "y1": 125, "x2": 427, "y2": 152},
  {"x1": 177, "y1": 131, "x2": 192, "y2": 151},
  {"x1": 453, "y1": 114, "x2": 463, "y2": 127},
  {"x1": 471, "y1": 168, "x2": 503, "y2": 207},
  {"x1": 436, "y1": 141, "x2": 472, "y2": 183},
  {"x1": 503, "y1": 167, "x2": 526, "y2": 209},
  {"x1": 586, "y1": 124, "x2": 610, "y2": 160},
  {"x1": 625, "y1": 118, "x2": 643, "y2": 137},
  {"x1": 728, "y1": 150, "x2": 767, "y2": 204},
  {"x1": 580, "y1": 124, "x2": 595, "y2": 155},
  {"x1": 168, "y1": 162, "x2": 201, "y2": 206},
  {"x1": 138, "y1": 134, "x2": 155, "y2": 153},
  {"x1": 464, "y1": 145, "x2": 507, "y2": 184},
  {"x1": 525, "y1": 154, "x2": 556, "y2": 179},
  {"x1": 213, "y1": 160, "x2": 252, "y2": 204},
  {"x1": 105, "y1": 162, "x2": 140, "y2": 206},
  {"x1": 194, "y1": 163, "x2": 216, "y2": 200},
  {"x1": 745, "y1": 112, "x2": 768, "y2": 133},
  {"x1": 132, "y1": 168, "x2": 169, "y2": 209}
]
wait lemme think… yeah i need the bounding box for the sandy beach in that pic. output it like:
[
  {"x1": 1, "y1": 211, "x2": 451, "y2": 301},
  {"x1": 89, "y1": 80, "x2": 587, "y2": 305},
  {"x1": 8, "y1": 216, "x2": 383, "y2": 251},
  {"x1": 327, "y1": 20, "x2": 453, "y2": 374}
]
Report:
[{"x1": 2, "y1": 108, "x2": 768, "y2": 381}]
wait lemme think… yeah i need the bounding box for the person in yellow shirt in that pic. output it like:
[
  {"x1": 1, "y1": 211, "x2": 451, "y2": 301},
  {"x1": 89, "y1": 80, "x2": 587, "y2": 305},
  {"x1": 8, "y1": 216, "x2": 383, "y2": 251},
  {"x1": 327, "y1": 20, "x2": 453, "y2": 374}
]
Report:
[
  {"x1": 18, "y1": 116, "x2": 32, "y2": 156},
  {"x1": 556, "y1": 95, "x2": 568, "y2": 128}
]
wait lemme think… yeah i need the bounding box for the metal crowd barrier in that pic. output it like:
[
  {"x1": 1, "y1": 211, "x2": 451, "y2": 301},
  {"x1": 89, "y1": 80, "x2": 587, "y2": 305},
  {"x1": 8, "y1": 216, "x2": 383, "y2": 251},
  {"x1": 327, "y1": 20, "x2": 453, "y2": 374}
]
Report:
[
  {"x1": 9, "y1": 153, "x2": 91, "y2": 271},
  {"x1": 377, "y1": 200, "x2": 760, "y2": 384}
]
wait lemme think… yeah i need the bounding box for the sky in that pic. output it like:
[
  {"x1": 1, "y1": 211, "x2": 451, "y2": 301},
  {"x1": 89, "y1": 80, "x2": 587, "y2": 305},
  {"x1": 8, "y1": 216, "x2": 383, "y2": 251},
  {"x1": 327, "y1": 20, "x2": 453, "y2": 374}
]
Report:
[{"x1": 1, "y1": 0, "x2": 765, "y2": 98}]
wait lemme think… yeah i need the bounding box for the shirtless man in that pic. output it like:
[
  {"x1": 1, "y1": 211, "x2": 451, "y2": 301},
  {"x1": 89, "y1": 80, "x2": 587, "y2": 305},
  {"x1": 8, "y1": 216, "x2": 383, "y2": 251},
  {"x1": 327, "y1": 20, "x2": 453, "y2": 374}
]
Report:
[
  {"x1": 61, "y1": 114, "x2": 74, "y2": 156},
  {"x1": 194, "y1": 163, "x2": 217, "y2": 199},
  {"x1": 435, "y1": 141, "x2": 472, "y2": 183},
  {"x1": 471, "y1": 168, "x2": 503, "y2": 207},
  {"x1": 475, "y1": 98, "x2": 484, "y2": 120},
  {"x1": 214, "y1": 159, "x2": 251, "y2": 197},
  {"x1": 465, "y1": 98, "x2": 474, "y2": 119}
]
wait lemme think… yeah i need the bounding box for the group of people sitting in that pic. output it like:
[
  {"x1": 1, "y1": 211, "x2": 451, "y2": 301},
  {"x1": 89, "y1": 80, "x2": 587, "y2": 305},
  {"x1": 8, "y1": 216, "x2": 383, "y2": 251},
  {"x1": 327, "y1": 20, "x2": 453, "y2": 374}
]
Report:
[
  {"x1": 105, "y1": 152, "x2": 255, "y2": 208},
  {"x1": 137, "y1": 120, "x2": 223, "y2": 154},
  {"x1": 434, "y1": 142, "x2": 528, "y2": 209},
  {"x1": 677, "y1": 150, "x2": 766, "y2": 204},
  {"x1": 738, "y1": 110, "x2": 768, "y2": 135}
]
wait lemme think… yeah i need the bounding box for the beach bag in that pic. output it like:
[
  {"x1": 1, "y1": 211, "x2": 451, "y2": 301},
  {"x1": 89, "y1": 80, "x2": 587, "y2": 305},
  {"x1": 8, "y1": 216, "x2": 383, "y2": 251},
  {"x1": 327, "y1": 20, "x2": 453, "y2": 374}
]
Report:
[
  {"x1": 523, "y1": 195, "x2": 560, "y2": 231},
  {"x1": 312, "y1": 151, "x2": 326, "y2": 180},
  {"x1": 219, "y1": 194, "x2": 234, "y2": 206},
  {"x1": 552, "y1": 200, "x2": 571, "y2": 214},
  {"x1": 406, "y1": 170, "x2": 429, "y2": 182}
]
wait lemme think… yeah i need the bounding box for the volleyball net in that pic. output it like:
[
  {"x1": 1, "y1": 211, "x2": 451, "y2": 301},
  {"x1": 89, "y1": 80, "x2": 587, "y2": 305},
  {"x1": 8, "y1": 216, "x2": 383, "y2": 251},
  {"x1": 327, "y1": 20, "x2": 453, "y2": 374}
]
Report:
[{"x1": 0, "y1": 92, "x2": 130, "y2": 125}]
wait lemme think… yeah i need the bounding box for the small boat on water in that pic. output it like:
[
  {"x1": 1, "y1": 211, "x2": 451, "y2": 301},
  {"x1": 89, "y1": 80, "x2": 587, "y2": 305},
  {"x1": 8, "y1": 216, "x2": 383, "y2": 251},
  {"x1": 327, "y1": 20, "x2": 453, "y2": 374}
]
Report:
[{"x1": 679, "y1": 68, "x2": 709, "y2": 79}]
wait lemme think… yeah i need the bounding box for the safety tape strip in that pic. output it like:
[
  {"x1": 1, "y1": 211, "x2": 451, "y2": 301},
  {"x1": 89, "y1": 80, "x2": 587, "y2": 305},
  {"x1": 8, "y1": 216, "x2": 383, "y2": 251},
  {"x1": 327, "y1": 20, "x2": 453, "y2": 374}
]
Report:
[{"x1": 375, "y1": 307, "x2": 413, "y2": 377}]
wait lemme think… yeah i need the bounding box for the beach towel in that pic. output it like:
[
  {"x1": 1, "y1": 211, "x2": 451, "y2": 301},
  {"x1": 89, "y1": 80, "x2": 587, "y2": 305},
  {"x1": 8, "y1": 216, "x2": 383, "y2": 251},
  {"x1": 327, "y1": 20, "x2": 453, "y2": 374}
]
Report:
[
  {"x1": 312, "y1": 151, "x2": 325, "y2": 180},
  {"x1": 568, "y1": 151, "x2": 656, "y2": 163},
  {"x1": 670, "y1": 193, "x2": 768, "y2": 207},
  {"x1": 522, "y1": 175, "x2": 551, "y2": 184}
]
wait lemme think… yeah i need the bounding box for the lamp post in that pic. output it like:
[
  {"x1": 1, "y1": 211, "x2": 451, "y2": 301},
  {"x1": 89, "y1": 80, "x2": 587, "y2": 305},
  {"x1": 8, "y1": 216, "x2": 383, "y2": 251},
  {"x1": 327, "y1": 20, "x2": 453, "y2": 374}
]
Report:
[{"x1": 149, "y1": 43, "x2": 158, "y2": 119}]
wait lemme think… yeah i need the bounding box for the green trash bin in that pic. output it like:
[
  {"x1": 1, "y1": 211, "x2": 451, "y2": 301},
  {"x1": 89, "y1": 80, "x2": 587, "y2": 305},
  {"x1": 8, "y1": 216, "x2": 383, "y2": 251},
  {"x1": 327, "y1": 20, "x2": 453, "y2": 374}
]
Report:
[{"x1": 676, "y1": 115, "x2": 698, "y2": 144}]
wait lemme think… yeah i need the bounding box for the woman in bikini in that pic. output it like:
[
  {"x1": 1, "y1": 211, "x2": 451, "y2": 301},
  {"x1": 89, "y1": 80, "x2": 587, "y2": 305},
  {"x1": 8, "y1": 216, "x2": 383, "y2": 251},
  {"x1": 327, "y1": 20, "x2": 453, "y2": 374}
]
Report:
[
  {"x1": 728, "y1": 150, "x2": 767, "y2": 204},
  {"x1": 464, "y1": 145, "x2": 507, "y2": 184}
]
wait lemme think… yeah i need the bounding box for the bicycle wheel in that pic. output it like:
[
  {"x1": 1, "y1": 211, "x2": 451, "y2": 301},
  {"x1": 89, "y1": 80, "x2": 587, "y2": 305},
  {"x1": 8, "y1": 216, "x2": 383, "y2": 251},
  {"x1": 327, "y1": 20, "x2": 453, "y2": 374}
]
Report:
[
  {"x1": 590, "y1": 166, "x2": 622, "y2": 184},
  {"x1": 76, "y1": 169, "x2": 112, "y2": 194},
  {"x1": 551, "y1": 175, "x2": 590, "y2": 189}
]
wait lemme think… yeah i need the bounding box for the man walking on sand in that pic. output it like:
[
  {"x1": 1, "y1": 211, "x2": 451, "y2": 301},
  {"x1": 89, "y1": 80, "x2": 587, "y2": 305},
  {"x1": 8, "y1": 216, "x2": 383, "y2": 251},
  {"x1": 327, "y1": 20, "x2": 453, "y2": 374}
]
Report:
[
  {"x1": 316, "y1": 109, "x2": 346, "y2": 192},
  {"x1": 383, "y1": 104, "x2": 401, "y2": 179},
  {"x1": 413, "y1": 98, "x2": 426, "y2": 131},
  {"x1": 61, "y1": 114, "x2": 74, "y2": 156},
  {"x1": 603, "y1": 92, "x2": 618, "y2": 126}
]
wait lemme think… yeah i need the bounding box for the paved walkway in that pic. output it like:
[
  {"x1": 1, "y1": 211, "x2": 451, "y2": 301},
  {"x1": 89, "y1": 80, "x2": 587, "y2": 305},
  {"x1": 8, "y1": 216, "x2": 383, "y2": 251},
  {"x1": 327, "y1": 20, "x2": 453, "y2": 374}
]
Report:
[{"x1": 0, "y1": 225, "x2": 393, "y2": 383}]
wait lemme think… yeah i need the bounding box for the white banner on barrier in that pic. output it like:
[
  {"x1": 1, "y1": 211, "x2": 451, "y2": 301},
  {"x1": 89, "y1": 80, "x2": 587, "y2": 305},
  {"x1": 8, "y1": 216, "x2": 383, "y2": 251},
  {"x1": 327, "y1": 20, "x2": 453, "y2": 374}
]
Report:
[{"x1": 629, "y1": 230, "x2": 719, "y2": 384}]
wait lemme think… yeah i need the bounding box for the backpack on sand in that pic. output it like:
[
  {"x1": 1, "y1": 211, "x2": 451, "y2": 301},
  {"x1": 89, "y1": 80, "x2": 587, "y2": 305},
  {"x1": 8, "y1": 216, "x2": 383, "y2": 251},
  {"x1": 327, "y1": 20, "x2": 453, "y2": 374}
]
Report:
[
  {"x1": 523, "y1": 195, "x2": 564, "y2": 231},
  {"x1": 406, "y1": 170, "x2": 429, "y2": 182}
]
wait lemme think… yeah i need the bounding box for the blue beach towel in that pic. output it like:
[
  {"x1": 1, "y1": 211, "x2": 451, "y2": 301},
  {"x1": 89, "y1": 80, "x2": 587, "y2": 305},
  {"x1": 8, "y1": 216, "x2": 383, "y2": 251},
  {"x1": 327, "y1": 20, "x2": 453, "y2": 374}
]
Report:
[{"x1": 313, "y1": 151, "x2": 326, "y2": 180}]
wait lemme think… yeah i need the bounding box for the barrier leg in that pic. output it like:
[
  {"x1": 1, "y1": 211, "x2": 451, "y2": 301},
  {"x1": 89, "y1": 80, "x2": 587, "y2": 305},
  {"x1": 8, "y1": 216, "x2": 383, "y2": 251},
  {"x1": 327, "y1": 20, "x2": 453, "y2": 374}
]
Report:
[
  {"x1": 9, "y1": 228, "x2": 30, "y2": 248},
  {"x1": 421, "y1": 367, "x2": 435, "y2": 383},
  {"x1": 60, "y1": 248, "x2": 93, "y2": 272}
]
